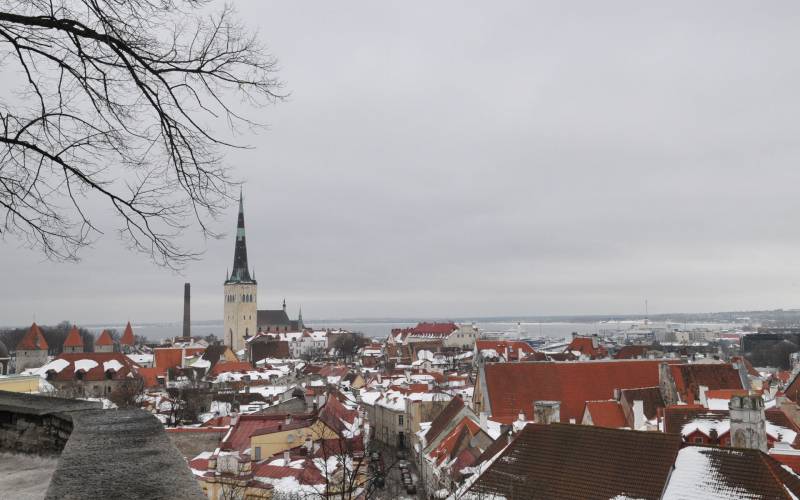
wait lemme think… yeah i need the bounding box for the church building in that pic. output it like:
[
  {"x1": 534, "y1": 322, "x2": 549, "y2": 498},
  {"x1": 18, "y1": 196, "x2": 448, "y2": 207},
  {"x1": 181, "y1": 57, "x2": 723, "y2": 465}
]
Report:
[{"x1": 223, "y1": 193, "x2": 303, "y2": 352}]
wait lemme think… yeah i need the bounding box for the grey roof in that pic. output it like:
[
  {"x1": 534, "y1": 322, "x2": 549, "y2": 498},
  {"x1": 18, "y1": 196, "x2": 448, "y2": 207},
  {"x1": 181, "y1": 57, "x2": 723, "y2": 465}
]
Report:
[{"x1": 257, "y1": 309, "x2": 292, "y2": 327}]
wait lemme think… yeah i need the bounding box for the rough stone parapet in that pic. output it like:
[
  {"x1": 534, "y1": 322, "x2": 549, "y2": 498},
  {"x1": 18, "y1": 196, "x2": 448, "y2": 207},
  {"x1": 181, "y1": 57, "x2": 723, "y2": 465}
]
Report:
[{"x1": 0, "y1": 391, "x2": 205, "y2": 499}]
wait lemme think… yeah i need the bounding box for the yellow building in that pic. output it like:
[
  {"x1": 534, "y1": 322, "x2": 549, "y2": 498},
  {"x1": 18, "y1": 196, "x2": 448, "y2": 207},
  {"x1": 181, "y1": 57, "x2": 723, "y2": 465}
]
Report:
[{"x1": 0, "y1": 375, "x2": 40, "y2": 393}]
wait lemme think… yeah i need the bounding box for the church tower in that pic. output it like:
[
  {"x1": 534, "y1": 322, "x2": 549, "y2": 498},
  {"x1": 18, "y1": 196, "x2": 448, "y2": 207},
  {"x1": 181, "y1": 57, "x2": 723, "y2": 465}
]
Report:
[{"x1": 223, "y1": 192, "x2": 257, "y2": 353}]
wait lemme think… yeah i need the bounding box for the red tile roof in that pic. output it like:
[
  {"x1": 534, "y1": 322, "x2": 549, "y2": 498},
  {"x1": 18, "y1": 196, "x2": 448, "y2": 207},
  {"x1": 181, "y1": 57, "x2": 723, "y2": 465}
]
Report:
[
  {"x1": 670, "y1": 363, "x2": 744, "y2": 401},
  {"x1": 45, "y1": 352, "x2": 139, "y2": 382},
  {"x1": 413, "y1": 322, "x2": 458, "y2": 334},
  {"x1": 154, "y1": 347, "x2": 205, "y2": 370},
  {"x1": 584, "y1": 400, "x2": 628, "y2": 428},
  {"x1": 619, "y1": 386, "x2": 665, "y2": 421},
  {"x1": 120, "y1": 322, "x2": 135, "y2": 346},
  {"x1": 469, "y1": 423, "x2": 683, "y2": 500},
  {"x1": 482, "y1": 360, "x2": 677, "y2": 423},
  {"x1": 565, "y1": 336, "x2": 608, "y2": 358},
  {"x1": 222, "y1": 414, "x2": 315, "y2": 453},
  {"x1": 63, "y1": 325, "x2": 84, "y2": 348},
  {"x1": 614, "y1": 345, "x2": 651, "y2": 360},
  {"x1": 95, "y1": 329, "x2": 114, "y2": 346},
  {"x1": 705, "y1": 388, "x2": 758, "y2": 401},
  {"x1": 425, "y1": 396, "x2": 465, "y2": 444},
  {"x1": 137, "y1": 367, "x2": 164, "y2": 388},
  {"x1": 318, "y1": 365, "x2": 349, "y2": 378},
  {"x1": 318, "y1": 396, "x2": 359, "y2": 438},
  {"x1": 209, "y1": 360, "x2": 253, "y2": 376},
  {"x1": 771, "y1": 450, "x2": 800, "y2": 474},
  {"x1": 252, "y1": 459, "x2": 325, "y2": 486},
  {"x1": 428, "y1": 416, "x2": 481, "y2": 465},
  {"x1": 17, "y1": 323, "x2": 48, "y2": 351}
]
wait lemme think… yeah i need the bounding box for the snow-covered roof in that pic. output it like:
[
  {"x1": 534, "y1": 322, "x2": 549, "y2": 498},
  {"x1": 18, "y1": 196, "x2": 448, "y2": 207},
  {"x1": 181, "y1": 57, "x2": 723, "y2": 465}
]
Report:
[{"x1": 74, "y1": 359, "x2": 99, "y2": 372}]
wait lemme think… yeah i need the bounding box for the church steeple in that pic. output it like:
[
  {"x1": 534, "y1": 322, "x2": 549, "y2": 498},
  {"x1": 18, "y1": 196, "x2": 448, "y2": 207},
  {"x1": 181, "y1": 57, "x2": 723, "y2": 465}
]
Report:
[{"x1": 226, "y1": 190, "x2": 255, "y2": 284}]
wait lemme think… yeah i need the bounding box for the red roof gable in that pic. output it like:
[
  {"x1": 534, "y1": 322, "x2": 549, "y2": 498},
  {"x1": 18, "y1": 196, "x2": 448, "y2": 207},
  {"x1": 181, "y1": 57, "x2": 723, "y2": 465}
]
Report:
[
  {"x1": 120, "y1": 322, "x2": 135, "y2": 346},
  {"x1": 154, "y1": 347, "x2": 205, "y2": 370},
  {"x1": 17, "y1": 323, "x2": 48, "y2": 351},
  {"x1": 63, "y1": 325, "x2": 84, "y2": 348},
  {"x1": 95, "y1": 330, "x2": 114, "y2": 346},
  {"x1": 428, "y1": 416, "x2": 481, "y2": 465},
  {"x1": 45, "y1": 352, "x2": 139, "y2": 382},
  {"x1": 584, "y1": 400, "x2": 628, "y2": 428},
  {"x1": 482, "y1": 360, "x2": 677, "y2": 423}
]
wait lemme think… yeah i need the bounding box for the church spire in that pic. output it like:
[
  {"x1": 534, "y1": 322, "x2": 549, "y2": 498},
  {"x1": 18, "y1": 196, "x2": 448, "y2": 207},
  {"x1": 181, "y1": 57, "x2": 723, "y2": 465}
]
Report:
[{"x1": 227, "y1": 189, "x2": 255, "y2": 283}]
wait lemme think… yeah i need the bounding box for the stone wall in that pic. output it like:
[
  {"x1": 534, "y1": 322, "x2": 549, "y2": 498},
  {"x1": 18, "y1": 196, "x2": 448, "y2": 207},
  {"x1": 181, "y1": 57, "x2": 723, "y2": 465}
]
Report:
[
  {"x1": 167, "y1": 428, "x2": 227, "y2": 459},
  {"x1": 0, "y1": 411, "x2": 73, "y2": 454},
  {"x1": 0, "y1": 391, "x2": 205, "y2": 499}
]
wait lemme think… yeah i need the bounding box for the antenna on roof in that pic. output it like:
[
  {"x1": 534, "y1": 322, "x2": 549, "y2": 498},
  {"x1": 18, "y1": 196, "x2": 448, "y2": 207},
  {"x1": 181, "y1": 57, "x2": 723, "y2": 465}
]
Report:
[{"x1": 645, "y1": 299, "x2": 649, "y2": 326}]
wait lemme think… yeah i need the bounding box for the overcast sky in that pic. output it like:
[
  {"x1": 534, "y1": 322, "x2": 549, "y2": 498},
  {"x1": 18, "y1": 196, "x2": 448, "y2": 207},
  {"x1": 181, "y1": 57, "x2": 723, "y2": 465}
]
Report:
[{"x1": 3, "y1": 0, "x2": 800, "y2": 326}]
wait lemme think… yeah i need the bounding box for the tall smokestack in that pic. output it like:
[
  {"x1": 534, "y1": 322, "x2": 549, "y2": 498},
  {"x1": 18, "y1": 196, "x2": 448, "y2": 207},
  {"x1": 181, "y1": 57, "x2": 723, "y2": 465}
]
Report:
[{"x1": 183, "y1": 283, "x2": 191, "y2": 338}]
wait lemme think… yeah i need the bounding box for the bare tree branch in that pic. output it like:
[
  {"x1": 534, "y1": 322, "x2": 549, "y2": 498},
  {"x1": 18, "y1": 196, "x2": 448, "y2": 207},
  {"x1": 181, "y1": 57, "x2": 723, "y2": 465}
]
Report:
[{"x1": 0, "y1": 0, "x2": 284, "y2": 268}]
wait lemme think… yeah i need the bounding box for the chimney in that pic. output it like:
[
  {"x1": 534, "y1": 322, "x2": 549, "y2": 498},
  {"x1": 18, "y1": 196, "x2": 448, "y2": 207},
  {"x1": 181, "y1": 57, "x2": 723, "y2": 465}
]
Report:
[
  {"x1": 182, "y1": 283, "x2": 191, "y2": 338},
  {"x1": 729, "y1": 394, "x2": 767, "y2": 452},
  {"x1": 518, "y1": 348, "x2": 523, "y2": 362},
  {"x1": 698, "y1": 385, "x2": 709, "y2": 408},
  {"x1": 181, "y1": 347, "x2": 186, "y2": 368},
  {"x1": 504, "y1": 346, "x2": 509, "y2": 361},
  {"x1": 283, "y1": 450, "x2": 290, "y2": 466},
  {"x1": 479, "y1": 411, "x2": 488, "y2": 429},
  {"x1": 633, "y1": 400, "x2": 645, "y2": 430},
  {"x1": 533, "y1": 401, "x2": 560, "y2": 424}
]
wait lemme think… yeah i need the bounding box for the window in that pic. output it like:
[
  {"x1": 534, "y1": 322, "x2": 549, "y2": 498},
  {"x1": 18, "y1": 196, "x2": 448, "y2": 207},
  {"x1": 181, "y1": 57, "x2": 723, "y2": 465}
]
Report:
[
  {"x1": 254, "y1": 447, "x2": 261, "y2": 460},
  {"x1": 398, "y1": 415, "x2": 404, "y2": 426},
  {"x1": 693, "y1": 437, "x2": 704, "y2": 444}
]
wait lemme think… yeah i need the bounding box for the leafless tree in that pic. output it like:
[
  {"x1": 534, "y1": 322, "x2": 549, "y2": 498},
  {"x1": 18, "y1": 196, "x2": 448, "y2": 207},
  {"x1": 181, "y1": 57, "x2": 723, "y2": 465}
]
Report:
[
  {"x1": 0, "y1": 0, "x2": 283, "y2": 268},
  {"x1": 108, "y1": 376, "x2": 144, "y2": 408}
]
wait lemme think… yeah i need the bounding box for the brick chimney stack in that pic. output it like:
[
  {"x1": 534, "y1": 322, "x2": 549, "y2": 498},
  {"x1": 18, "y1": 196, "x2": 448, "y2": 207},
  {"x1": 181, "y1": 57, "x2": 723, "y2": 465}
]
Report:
[{"x1": 182, "y1": 283, "x2": 190, "y2": 338}]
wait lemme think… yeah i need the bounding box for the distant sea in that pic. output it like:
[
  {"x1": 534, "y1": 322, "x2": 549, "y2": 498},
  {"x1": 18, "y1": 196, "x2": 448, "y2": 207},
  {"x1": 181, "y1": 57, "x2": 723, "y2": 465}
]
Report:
[{"x1": 80, "y1": 319, "x2": 741, "y2": 342}]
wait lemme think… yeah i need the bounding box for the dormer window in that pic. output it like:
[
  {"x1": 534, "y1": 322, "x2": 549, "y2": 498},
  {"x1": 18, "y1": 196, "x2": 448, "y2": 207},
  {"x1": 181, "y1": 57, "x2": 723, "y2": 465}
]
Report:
[
  {"x1": 105, "y1": 370, "x2": 114, "y2": 380},
  {"x1": 75, "y1": 371, "x2": 84, "y2": 381}
]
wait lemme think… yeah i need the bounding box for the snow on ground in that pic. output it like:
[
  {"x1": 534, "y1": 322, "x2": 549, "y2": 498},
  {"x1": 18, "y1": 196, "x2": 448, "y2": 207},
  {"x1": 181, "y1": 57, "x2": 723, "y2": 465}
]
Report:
[{"x1": 0, "y1": 452, "x2": 59, "y2": 500}]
